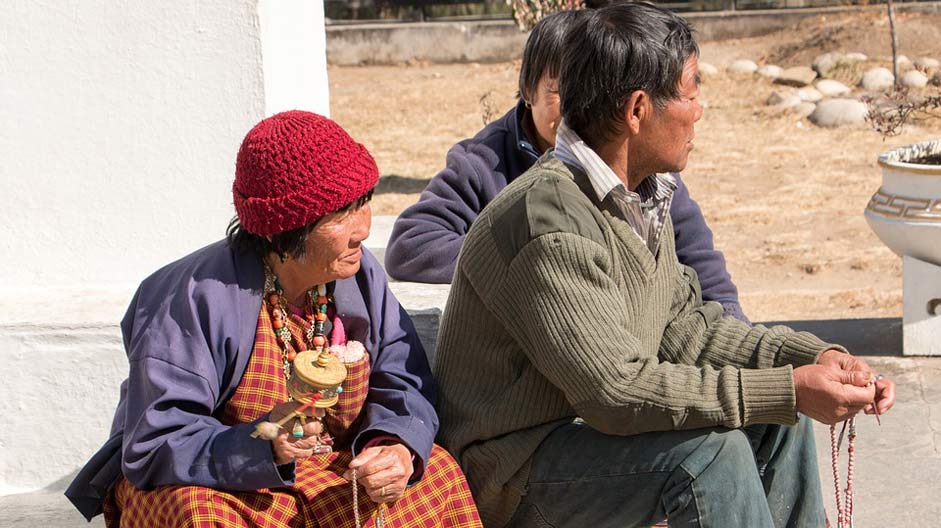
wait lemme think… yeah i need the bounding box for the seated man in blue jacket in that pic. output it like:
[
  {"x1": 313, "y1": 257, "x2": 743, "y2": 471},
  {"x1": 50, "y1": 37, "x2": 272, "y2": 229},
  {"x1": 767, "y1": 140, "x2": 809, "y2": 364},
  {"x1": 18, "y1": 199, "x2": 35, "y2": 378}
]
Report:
[{"x1": 384, "y1": 9, "x2": 748, "y2": 323}]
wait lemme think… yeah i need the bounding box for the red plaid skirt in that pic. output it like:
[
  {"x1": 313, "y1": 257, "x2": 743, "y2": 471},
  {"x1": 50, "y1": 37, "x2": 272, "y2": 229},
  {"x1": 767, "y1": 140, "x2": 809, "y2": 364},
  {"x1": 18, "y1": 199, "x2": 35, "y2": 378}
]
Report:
[{"x1": 104, "y1": 305, "x2": 480, "y2": 527}]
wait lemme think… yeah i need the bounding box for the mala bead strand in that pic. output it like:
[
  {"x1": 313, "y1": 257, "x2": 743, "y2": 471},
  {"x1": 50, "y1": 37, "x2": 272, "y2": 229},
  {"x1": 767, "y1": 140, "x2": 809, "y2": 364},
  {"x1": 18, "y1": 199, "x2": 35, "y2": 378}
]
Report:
[
  {"x1": 829, "y1": 418, "x2": 859, "y2": 528},
  {"x1": 845, "y1": 420, "x2": 857, "y2": 526},
  {"x1": 830, "y1": 424, "x2": 844, "y2": 527},
  {"x1": 352, "y1": 469, "x2": 361, "y2": 528}
]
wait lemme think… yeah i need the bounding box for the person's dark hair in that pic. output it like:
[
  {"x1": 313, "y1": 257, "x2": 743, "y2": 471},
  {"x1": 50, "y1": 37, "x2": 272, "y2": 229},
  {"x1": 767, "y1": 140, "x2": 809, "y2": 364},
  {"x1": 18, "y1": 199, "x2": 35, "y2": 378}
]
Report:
[
  {"x1": 559, "y1": 2, "x2": 699, "y2": 147},
  {"x1": 518, "y1": 9, "x2": 589, "y2": 103},
  {"x1": 226, "y1": 189, "x2": 374, "y2": 260}
]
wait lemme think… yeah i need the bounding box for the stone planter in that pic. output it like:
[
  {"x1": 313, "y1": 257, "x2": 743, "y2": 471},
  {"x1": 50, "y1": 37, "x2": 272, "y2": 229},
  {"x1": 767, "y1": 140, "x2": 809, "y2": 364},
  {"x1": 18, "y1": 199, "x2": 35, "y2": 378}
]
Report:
[{"x1": 864, "y1": 139, "x2": 941, "y2": 355}]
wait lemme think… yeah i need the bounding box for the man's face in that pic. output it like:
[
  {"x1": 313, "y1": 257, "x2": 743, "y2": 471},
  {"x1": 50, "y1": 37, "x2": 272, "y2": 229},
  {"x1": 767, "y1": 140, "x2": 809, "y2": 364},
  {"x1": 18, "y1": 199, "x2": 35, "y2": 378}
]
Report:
[{"x1": 635, "y1": 55, "x2": 703, "y2": 174}]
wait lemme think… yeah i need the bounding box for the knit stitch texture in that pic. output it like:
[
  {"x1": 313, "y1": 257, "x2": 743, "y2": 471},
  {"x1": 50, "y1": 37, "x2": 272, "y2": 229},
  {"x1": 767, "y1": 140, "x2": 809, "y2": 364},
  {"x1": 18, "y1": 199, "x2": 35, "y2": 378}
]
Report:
[
  {"x1": 434, "y1": 155, "x2": 844, "y2": 528},
  {"x1": 234, "y1": 111, "x2": 379, "y2": 235}
]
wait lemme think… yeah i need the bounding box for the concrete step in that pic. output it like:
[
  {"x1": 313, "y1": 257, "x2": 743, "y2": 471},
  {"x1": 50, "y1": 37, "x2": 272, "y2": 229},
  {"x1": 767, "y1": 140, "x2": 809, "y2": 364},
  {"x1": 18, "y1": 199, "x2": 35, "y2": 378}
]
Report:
[{"x1": 0, "y1": 491, "x2": 104, "y2": 528}]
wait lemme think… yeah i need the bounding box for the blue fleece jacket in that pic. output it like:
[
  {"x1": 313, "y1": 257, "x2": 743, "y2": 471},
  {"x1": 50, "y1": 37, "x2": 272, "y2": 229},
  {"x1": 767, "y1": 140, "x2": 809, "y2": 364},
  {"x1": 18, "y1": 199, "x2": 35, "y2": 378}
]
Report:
[{"x1": 385, "y1": 100, "x2": 748, "y2": 322}]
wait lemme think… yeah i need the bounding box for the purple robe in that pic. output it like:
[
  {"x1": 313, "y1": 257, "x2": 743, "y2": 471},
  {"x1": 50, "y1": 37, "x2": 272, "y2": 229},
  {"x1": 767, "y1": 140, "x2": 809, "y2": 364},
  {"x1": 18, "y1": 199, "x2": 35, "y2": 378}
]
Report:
[{"x1": 65, "y1": 240, "x2": 438, "y2": 520}]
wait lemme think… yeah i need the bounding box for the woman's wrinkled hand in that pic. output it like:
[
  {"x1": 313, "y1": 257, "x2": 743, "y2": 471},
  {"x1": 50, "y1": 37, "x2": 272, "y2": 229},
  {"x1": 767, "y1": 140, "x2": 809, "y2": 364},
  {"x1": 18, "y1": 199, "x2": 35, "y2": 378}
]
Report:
[
  {"x1": 268, "y1": 402, "x2": 324, "y2": 465},
  {"x1": 342, "y1": 443, "x2": 413, "y2": 503}
]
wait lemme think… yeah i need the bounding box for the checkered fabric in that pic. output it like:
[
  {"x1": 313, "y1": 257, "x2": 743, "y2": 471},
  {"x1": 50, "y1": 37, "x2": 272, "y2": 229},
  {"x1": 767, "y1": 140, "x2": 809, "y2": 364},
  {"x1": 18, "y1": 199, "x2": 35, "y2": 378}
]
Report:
[
  {"x1": 324, "y1": 353, "x2": 370, "y2": 448},
  {"x1": 104, "y1": 305, "x2": 481, "y2": 528}
]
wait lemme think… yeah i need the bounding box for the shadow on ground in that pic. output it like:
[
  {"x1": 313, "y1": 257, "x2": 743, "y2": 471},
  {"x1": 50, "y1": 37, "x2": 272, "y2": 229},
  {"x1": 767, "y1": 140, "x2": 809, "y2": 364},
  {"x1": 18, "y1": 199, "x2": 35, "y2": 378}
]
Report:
[
  {"x1": 760, "y1": 317, "x2": 902, "y2": 356},
  {"x1": 375, "y1": 174, "x2": 430, "y2": 195}
]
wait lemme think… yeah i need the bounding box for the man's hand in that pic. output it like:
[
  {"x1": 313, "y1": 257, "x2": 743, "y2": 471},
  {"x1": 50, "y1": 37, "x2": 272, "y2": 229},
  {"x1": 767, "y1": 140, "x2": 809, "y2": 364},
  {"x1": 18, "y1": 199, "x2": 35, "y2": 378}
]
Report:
[
  {"x1": 268, "y1": 402, "x2": 324, "y2": 466},
  {"x1": 343, "y1": 444, "x2": 413, "y2": 503},
  {"x1": 816, "y1": 349, "x2": 896, "y2": 416},
  {"x1": 794, "y1": 364, "x2": 875, "y2": 424}
]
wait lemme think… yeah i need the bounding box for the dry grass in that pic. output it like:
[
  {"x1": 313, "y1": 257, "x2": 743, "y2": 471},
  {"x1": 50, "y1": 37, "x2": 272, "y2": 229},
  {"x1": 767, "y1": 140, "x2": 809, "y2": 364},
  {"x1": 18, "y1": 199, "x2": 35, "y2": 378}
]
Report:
[{"x1": 328, "y1": 11, "x2": 941, "y2": 322}]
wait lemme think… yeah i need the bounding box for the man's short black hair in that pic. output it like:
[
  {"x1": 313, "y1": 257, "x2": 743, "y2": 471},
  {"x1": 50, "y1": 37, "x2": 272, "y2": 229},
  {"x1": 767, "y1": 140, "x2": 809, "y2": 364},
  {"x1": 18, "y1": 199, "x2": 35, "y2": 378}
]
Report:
[
  {"x1": 518, "y1": 9, "x2": 589, "y2": 103},
  {"x1": 226, "y1": 189, "x2": 373, "y2": 260},
  {"x1": 559, "y1": 2, "x2": 699, "y2": 147}
]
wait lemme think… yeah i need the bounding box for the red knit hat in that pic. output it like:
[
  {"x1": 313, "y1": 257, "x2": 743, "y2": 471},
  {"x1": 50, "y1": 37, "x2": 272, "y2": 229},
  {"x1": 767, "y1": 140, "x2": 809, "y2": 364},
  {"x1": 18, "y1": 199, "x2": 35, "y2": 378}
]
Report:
[{"x1": 233, "y1": 111, "x2": 379, "y2": 236}]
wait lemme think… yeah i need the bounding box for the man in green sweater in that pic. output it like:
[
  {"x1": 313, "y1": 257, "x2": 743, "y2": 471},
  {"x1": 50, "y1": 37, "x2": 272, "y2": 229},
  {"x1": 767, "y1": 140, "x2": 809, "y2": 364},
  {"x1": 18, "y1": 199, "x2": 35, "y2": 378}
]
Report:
[{"x1": 434, "y1": 4, "x2": 896, "y2": 527}]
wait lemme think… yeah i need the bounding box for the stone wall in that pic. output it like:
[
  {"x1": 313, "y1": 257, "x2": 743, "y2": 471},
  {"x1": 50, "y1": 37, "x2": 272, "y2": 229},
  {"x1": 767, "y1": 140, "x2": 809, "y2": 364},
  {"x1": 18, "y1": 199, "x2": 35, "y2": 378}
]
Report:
[{"x1": 326, "y1": 3, "x2": 941, "y2": 65}]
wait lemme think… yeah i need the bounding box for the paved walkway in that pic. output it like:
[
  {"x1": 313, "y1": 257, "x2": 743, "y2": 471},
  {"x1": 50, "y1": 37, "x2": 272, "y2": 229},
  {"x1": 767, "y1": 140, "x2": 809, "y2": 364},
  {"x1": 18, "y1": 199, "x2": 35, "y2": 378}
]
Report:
[{"x1": 2, "y1": 318, "x2": 938, "y2": 527}]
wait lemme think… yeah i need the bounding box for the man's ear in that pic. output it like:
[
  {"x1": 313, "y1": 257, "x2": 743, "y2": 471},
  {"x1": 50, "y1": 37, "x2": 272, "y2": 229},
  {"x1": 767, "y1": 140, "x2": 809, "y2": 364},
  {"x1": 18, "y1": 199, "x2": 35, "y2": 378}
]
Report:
[{"x1": 623, "y1": 90, "x2": 651, "y2": 135}]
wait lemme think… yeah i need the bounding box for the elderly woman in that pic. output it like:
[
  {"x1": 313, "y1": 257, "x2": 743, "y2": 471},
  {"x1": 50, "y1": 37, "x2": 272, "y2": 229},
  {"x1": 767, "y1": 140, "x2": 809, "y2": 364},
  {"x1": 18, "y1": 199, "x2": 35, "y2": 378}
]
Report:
[
  {"x1": 66, "y1": 111, "x2": 481, "y2": 527},
  {"x1": 384, "y1": 9, "x2": 749, "y2": 323}
]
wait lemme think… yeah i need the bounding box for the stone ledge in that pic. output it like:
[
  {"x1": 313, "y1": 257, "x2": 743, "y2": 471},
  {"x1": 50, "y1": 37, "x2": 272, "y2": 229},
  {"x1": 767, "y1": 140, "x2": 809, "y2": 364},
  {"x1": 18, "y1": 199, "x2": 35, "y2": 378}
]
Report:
[
  {"x1": 0, "y1": 491, "x2": 104, "y2": 528},
  {"x1": 0, "y1": 216, "x2": 447, "y2": 494}
]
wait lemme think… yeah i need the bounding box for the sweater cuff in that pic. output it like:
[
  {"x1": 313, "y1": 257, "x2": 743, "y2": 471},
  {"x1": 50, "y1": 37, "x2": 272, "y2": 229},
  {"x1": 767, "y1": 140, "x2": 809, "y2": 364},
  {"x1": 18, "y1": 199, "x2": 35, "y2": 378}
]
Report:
[
  {"x1": 722, "y1": 302, "x2": 751, "y2": 326},
  {"x1": 740, "y1": 366, "x2": 798, "y2": 426},
  {"x1": 777, "y1": 331, "x2": 848, "y2": 368}
]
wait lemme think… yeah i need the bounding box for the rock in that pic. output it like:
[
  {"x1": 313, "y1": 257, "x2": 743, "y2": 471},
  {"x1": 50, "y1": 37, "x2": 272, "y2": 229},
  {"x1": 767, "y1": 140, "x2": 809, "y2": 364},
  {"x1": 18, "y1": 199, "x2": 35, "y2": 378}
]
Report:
[
  {"x1": 815, "y1": 79, "x2": 851, "y2": 97},
  {"x1": 757, "y1": 64, "x2": 783, "y2": 79},
  {"x1": 808, "y1": 98, "x2": 869, "y2": 127},
  {"x1": 767, "y1": 90, "x2": 801, "y2": 108},
  {"x1": 794, "y1": 102, "x2": 817, "y2": 117},
  {"x1": 774, "y1": 66, "x2": 817, "y2": 87},
  {"x1": 813, "y1": 52, "x2": 844, "y2": 76},
  {"x1": 860, "y1": 67, "x2": 894, "y2": 91},
  {"x1": 900, "y1": 70, "x2": 928, "y2": 88},
  {"x1": 895, "y1": 55, "x2": 915, "y2": 72},
  {"x1": 914, "y1": 57, "x2": 940, "y2": 71},
  {"x1": 932, "y1": 72, "x2": 941, "y2": 86},
  {"x1": 798, "y1": 87, "x2": 824, "y2": 103},
  {"x1": 728, "y1": 59, "x2": 758, "y2": 74},
  {"x1": 699, "y1": 61, "x2": 719, "y2": 77},
  {"x1": 844, "y1": 52, "x2": 868, "y2": 62}
]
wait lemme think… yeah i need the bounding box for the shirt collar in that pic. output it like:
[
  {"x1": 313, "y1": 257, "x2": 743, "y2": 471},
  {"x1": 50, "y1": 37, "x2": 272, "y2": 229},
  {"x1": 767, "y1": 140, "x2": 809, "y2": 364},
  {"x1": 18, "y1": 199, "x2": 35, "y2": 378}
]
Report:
[{"x1": 553, "y1": 120, "x2": 677, "y2": 204}]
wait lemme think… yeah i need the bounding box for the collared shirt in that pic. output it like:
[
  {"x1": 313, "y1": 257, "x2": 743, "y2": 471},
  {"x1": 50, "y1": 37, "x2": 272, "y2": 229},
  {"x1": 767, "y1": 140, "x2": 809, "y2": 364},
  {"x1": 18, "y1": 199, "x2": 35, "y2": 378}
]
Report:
[{"x1": 553, "y1": 120, "x2": 676, "y2": 255}]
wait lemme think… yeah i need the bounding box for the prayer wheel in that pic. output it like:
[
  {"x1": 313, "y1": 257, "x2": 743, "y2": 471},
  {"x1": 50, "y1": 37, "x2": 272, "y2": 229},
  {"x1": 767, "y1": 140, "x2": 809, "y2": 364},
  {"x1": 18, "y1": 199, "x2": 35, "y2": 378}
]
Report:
[{"x1": 288, "y1": 349, "x2": 347, "y2": 408}]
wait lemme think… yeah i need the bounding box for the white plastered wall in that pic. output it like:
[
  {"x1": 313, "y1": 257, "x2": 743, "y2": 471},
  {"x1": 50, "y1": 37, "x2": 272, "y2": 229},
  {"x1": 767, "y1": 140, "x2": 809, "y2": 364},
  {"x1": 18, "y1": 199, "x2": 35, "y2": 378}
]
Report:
[{"x1": 0, "y1": 0, "x2": 330, "y2": 494}]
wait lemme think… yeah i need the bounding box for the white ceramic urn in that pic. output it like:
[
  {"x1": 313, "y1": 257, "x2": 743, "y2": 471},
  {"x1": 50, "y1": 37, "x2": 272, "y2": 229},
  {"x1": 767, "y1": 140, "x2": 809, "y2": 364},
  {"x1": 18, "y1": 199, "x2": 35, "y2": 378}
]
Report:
[
  {"x1": 864, "y1": 139, "x2": 941, "y2": 266},
  {"x1": 864, "y1": 138, "x2": 941, "y2": 356}
]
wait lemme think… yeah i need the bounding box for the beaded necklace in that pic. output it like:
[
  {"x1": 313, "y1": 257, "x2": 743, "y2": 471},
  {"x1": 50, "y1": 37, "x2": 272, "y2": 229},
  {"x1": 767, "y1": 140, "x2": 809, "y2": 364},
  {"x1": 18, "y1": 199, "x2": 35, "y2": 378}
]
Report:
[
  {"x1": 260, "y1": 267, "x2": 337, "y2": 451},
  {"x1": 263, "y1": 269, "x2": 330, "y2": 378},
  {"x1": 261, "y1": 268, "x2": 385, "y2": 527}
]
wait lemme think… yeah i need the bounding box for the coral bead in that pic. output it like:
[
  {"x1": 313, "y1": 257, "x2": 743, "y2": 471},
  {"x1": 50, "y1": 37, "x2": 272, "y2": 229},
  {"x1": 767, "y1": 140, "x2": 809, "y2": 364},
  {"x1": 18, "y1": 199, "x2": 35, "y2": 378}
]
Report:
[
  {"x1": 312, "y1": 335, "x2": 326, "y2": 347},
  {"x1": 267, "y1": 293, "x2": 280, "y2": 306},
  {"x1": 273, "y1": 319, "x2": 284, "y2": 329},
  {"x1": 286, "y1": 349, "x2": 297, "y2": 362},
  {"x1": 316, "y1": 312, "x2": 327, "y2": 322},
  {"x1": 317, "y1": 296, "x2": 329, "y2": 305}
]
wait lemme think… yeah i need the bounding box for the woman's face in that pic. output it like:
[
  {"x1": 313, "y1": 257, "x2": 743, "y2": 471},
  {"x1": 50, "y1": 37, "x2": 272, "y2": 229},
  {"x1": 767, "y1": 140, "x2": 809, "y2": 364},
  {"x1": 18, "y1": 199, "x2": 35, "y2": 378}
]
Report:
[
  {"x1": 529, "y1": 74, "x2": 562, "y2": 151},
  {"x1": 297, "y1": 200, "x2": 372, "y2": 283}
]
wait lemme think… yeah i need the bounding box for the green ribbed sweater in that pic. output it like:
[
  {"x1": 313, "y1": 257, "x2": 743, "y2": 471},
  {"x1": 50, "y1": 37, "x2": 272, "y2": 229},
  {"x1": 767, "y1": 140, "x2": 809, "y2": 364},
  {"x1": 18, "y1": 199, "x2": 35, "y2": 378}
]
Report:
[{"x1": 434, "y1": 156, "x2": 843, "y2": 527}]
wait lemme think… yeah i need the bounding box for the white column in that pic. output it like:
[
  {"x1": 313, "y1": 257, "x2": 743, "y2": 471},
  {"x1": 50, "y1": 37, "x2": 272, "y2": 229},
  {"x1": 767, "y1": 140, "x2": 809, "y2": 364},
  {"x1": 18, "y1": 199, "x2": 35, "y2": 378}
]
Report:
[
  {"x1": 0, "y1": 0, "x2": 329, "y2": 493},
  {"x1": 259, "y1": 0, "x2": 331, "y2": 117}
]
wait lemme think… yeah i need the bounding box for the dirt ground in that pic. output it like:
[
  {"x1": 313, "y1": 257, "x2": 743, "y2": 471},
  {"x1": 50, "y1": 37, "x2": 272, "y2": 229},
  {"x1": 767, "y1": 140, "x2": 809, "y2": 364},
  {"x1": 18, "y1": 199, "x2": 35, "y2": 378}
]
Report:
[{"x1": 328, "y1": 10, "x2": 941, "y2": 324}]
